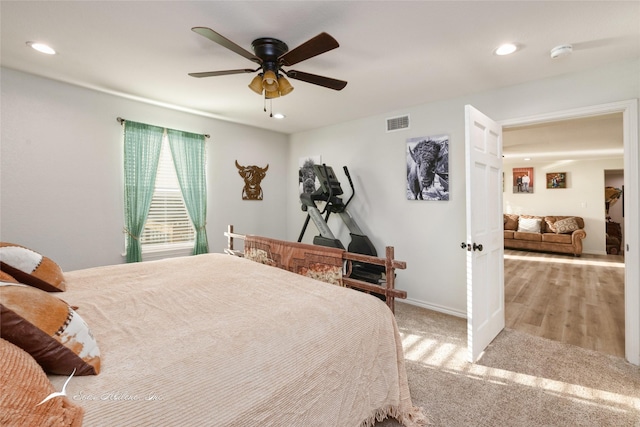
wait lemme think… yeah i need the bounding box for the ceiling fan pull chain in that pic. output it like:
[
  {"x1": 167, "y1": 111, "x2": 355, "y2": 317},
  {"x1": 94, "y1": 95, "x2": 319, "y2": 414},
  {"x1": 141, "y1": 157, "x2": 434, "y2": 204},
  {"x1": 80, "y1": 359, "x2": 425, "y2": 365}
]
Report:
[{"x1": 269, "y1": 99, "x2": 273, "y2": 118}]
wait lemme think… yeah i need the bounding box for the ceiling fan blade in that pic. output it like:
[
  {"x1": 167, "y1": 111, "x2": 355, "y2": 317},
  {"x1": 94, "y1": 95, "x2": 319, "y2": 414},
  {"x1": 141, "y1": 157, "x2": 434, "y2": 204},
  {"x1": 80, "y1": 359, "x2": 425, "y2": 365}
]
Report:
[
  {"x1": 285, "y1": 70, "x2": 347, "y2": 91},
  {"x1": 188, "y1": 69, "x2": 257, "y2": 78},
  {"x1": 192, "y1": 27, "x2": 261, "y2": 64},
  {"x1": 279, "y1": 33, "x2": 339, "y2": 67}
]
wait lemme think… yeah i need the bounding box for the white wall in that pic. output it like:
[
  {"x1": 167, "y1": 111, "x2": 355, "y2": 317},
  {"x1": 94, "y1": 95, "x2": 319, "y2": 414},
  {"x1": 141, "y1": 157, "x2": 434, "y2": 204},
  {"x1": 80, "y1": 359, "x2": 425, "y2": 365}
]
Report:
[
  {"x1": 2, "y1": 59, "x2": 638, "y2": 317},
  {"x1": 0, "y1": 68, "x2": 289, "y2": 271},
  {"x1": 288, "y1": 58, "x2": 639, "y2": 316},
  {"x1": 503, "y1": 158, "x2": 624, "y2": 255}
]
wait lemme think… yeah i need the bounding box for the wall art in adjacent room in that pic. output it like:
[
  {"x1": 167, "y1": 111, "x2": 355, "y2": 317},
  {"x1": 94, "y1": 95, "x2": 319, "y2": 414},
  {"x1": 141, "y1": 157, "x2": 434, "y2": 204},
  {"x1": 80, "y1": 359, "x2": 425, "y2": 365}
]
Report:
[
  {"x1": 546, "y1": 172, "x2": 567, "y2": 189},
  {"x1": 512, "y1": 167, "x2": 534, "y2": 194}
]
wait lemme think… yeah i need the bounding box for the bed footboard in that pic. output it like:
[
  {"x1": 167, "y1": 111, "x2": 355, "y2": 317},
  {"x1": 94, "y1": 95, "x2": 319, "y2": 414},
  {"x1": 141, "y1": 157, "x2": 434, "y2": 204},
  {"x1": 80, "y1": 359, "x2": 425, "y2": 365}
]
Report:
[{"x1": 224, "y1": 225, "x2": 407, "y2": 313}]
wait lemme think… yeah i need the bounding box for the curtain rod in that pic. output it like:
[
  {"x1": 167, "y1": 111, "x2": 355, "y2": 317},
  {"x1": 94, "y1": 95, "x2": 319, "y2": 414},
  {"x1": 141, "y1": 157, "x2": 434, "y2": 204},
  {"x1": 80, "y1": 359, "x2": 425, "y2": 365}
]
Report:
[{"x1": 117, "y1": 117, "x2": 210, "y2": 139}]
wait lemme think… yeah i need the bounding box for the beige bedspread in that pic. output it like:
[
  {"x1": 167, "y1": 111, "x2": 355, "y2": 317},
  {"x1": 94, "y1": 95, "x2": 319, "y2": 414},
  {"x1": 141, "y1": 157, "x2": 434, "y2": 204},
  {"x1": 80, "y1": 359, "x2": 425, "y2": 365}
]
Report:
[{"x1": 50, "y1": 254, "x2": 425, "y2": 427}]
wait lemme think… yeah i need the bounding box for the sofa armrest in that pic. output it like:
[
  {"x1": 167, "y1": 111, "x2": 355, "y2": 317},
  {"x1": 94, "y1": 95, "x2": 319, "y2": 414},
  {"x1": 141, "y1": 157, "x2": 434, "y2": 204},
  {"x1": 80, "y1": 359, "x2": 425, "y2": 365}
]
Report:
[{"x1": 571, "y1": 229, "x2": 587, "y2": 255}]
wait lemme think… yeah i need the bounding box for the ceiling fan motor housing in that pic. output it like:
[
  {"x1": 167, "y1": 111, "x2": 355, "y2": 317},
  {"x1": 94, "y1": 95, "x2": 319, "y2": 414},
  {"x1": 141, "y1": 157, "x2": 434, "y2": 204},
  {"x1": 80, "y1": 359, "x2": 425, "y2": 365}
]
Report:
[{"x1": 252, "y1": 38, "x2": 289, "y2": 70}]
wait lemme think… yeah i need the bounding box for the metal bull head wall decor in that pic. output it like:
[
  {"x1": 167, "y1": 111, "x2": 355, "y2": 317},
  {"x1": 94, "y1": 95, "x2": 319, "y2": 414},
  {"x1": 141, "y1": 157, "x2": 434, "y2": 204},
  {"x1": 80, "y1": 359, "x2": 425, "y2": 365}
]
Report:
[{"x1": 235, "y1": 160, "x2": 269, "y2": 200}]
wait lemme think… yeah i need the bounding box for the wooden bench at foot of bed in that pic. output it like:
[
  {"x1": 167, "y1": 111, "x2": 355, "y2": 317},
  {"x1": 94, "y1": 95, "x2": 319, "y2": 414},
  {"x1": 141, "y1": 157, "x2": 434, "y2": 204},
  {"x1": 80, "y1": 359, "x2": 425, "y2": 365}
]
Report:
[{"x1": 224, "y1": 225, "x2": 407, "y2": 313}]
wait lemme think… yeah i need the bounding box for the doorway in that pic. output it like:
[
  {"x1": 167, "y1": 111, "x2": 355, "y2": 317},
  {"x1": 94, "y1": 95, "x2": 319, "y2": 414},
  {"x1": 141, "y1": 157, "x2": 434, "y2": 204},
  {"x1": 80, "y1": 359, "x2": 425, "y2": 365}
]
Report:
[
  {"x1": 502, "y1": 115, "x2": 626, "y2": 357},
  {"x1": 498, "y1": 100, "x2": 638, "y2": 365}
]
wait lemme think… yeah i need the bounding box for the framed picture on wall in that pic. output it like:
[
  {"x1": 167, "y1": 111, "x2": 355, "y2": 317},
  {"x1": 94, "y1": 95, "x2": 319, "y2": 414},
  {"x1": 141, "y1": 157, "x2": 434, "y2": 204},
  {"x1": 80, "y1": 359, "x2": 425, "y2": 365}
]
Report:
[
  {"x1": 546, "y1": 172, "x2": 567, "y2": 189},
  {"x1": 299, "y1": 155, "x2": 321, "y2": 194},
  {"x1": 406, "y1": 135, "x2": 449, "y2": 200},
  {"x1": 512, "y1": 167, "x2": 534, "y2": 193}
]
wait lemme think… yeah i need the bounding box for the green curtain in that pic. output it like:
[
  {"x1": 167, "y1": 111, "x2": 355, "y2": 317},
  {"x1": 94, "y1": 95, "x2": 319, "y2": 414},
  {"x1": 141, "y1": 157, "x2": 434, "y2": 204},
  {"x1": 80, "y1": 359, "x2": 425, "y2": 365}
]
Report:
[
  {"x1": 123, "y1": 121, "x2": 164, "y2": 262},
  {"x1": 167, "y1": 129, "x2": 209, "y2": 255}
]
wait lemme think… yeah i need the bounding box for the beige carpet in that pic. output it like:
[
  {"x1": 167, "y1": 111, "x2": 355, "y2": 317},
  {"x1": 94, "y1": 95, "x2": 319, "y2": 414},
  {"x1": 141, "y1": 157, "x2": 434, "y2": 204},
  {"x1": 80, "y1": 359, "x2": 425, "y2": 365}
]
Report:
[{"x1": 375, "y1": 302, "x2": 640, "y2": 426}]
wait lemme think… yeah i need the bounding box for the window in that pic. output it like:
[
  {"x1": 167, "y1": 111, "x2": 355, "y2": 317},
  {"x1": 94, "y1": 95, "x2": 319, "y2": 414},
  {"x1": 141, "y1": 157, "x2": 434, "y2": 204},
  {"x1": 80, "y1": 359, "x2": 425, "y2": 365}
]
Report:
[
  {"x1": 141, "y1": 134, "x2": 195, "y2": 251},
  {"x1": 123, "y1": 120, "x2": 208, "y2": 263}
]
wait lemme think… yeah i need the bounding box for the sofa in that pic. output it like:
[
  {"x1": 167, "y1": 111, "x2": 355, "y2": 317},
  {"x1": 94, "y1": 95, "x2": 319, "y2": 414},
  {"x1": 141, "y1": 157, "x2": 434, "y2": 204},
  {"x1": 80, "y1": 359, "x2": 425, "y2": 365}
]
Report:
[{"x1": 504, "y1": 214, "x2": 587, "y2": 256}]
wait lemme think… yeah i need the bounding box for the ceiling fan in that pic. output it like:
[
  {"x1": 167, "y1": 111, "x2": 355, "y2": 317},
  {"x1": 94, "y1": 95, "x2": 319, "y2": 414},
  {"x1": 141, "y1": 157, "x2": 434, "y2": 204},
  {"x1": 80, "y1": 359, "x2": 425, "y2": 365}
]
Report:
[{"x1": 188, "y1": 27, "x2": 347, "y2": 101}]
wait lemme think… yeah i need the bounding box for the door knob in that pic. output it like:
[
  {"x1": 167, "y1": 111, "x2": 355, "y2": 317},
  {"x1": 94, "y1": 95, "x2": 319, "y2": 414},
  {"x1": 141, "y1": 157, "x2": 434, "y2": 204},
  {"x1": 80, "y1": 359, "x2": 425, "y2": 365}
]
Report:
[{"x1": 462, "y1": 242, "x2": 483, "y2": 251}]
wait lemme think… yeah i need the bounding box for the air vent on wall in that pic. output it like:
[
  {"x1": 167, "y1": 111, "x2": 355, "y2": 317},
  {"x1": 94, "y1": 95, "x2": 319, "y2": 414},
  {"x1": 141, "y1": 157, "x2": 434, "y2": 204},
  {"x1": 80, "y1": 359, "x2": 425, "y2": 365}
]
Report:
[{"x1": 386, "y1": 114, "x2": 410, "y2": 132}]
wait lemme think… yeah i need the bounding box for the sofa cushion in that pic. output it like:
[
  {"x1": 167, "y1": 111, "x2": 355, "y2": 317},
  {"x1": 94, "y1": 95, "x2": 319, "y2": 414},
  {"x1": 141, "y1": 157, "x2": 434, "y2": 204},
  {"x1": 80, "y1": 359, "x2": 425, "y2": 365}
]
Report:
[
  {"x1": 504, "y1": 214, "x2": 519, "y2": 231},
  {"x1": 517, "y1": 217, "x2": 542, "y2": 233},
  {"x1": 542, "y1": 233, "x2": 572, "y2": 244},
  {"x1": 504, "y1": 230, "x2": 515, "y2": 239},
  {"x1": 545, "y1": 218, "x2": 557, "y2": 233},
  {"x1": 514, "y1": 231, "x2": 542, "y2": 242}
]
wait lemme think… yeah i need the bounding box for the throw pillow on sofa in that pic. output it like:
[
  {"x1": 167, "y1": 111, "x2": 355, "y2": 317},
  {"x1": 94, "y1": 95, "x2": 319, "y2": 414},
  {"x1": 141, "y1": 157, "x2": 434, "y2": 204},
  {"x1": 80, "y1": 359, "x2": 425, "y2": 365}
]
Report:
[
  {"x1": 504, "y1": 214, "x2": 519, "y2": 231},
  {"x1": 517, "y1": 217, "x2": 542, "y2": 233},
  {"x1": 552, "y1": 217, "x2": 580, "y2": 234}
]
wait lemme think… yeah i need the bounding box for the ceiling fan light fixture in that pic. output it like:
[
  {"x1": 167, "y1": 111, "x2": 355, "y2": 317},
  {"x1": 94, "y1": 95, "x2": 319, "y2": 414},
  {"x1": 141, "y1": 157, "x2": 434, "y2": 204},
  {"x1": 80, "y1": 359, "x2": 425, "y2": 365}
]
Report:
[
  {"x1": 265, "y1": 89, "x2": 280, "y2": 99},
  {"x1": 277, "y1": 75, "x2": 294, "y2": 96},
  {"x1": 262, "y1": 70, "x2": 279, "y2": 92},
  {"x1": 248, "y1": 74, "x2": 264, "y2": 94}
]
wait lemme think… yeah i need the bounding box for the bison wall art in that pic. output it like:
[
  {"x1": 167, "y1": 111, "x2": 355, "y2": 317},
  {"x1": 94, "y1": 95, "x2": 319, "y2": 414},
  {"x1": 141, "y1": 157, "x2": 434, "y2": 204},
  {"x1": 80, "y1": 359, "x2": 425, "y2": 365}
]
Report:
[
  {"x1": 299, "y1": 155, "x2": 321, "y2": 195},
  {"x1": 235, "y1": 160, "x2": 269, "y2": 200},
  {"x1": 406, "y1": 135, "x2": 449, "y2": 201}
]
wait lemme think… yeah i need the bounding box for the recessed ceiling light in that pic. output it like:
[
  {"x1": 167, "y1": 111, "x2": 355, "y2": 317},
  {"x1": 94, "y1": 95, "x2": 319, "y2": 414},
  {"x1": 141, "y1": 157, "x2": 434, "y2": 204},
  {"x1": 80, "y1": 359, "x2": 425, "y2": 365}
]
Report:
[
  {"x1": 272, "y1": 113, "x2": 286, "y2": 119},
  {"x1": 524, "y1": 157, "x2": 531, "y2": 161},
  {"x1": 26, "y1": 41, "x2": 56, "y2": 55},
  {"x1": 494, "y1": 43, "x2": 518, "y2": 56}
]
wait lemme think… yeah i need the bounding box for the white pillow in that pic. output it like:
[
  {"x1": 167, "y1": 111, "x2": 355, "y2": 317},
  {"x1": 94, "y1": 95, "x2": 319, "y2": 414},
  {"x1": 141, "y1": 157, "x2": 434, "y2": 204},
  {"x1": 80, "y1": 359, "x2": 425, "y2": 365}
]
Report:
[{"x1": 518, "y1": 217, "x2": 542, "y2": 233}]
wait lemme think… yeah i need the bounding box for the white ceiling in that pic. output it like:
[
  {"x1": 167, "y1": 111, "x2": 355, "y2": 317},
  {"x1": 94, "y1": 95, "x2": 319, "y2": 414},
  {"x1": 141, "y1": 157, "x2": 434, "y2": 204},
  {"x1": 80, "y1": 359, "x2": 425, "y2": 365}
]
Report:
[
  {"x1": 503, "y1": 112, "x2": 624, "y2": 163},
  {"x1": 1, "y1": 1, "x2": 639, "y2": 144}
]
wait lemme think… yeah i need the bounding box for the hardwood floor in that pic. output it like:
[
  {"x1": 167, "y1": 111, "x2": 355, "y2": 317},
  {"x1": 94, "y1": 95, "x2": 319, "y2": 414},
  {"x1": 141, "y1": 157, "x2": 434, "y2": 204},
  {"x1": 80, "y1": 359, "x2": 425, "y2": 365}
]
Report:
[{"x1": 504, "y1": 249, "x2": 625, "y2": 357}]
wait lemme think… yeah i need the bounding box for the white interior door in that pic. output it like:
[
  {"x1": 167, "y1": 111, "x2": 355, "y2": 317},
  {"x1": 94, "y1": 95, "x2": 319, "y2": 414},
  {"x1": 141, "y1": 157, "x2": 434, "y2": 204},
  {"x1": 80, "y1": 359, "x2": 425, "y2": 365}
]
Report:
[{"x1": 464, "y1": 105, "x2": 505, "y2": 362}]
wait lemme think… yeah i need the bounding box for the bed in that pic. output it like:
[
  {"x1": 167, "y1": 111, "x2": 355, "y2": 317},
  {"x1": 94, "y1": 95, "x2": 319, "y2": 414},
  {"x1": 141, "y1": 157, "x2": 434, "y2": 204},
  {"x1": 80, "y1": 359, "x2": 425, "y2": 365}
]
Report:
[{"x1": 0, "y1": 232, "x2": 425, "y2": 427}]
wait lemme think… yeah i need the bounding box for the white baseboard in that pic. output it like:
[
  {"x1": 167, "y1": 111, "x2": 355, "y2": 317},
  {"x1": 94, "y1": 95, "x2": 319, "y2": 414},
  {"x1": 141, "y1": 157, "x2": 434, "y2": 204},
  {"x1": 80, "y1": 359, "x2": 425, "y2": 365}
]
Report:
[{"x1": 400, "y1": 298, "x2": 466, "y2": 319}]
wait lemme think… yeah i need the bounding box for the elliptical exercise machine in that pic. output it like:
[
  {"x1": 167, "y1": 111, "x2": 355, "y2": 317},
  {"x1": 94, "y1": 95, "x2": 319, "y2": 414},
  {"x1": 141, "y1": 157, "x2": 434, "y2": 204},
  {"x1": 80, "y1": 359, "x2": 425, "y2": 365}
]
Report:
[{"x1": 297, "y1": 164, "x2": 385, "y2": 288}]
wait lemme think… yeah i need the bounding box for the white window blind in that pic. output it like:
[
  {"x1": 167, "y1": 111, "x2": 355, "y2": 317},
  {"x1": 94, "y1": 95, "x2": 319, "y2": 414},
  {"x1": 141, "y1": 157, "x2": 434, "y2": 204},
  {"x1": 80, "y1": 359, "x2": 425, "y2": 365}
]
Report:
[{"x1": 141, "y1": 134, "x2": 195, "y2": 249}]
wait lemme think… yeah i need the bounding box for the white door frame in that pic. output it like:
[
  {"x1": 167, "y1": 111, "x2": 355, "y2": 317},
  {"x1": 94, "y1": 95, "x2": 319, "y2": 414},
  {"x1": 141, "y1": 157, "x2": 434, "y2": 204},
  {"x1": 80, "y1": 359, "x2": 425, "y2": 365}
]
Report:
[{"x1": 499, "y1": 99, "x2": 639, "y2": 365}]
